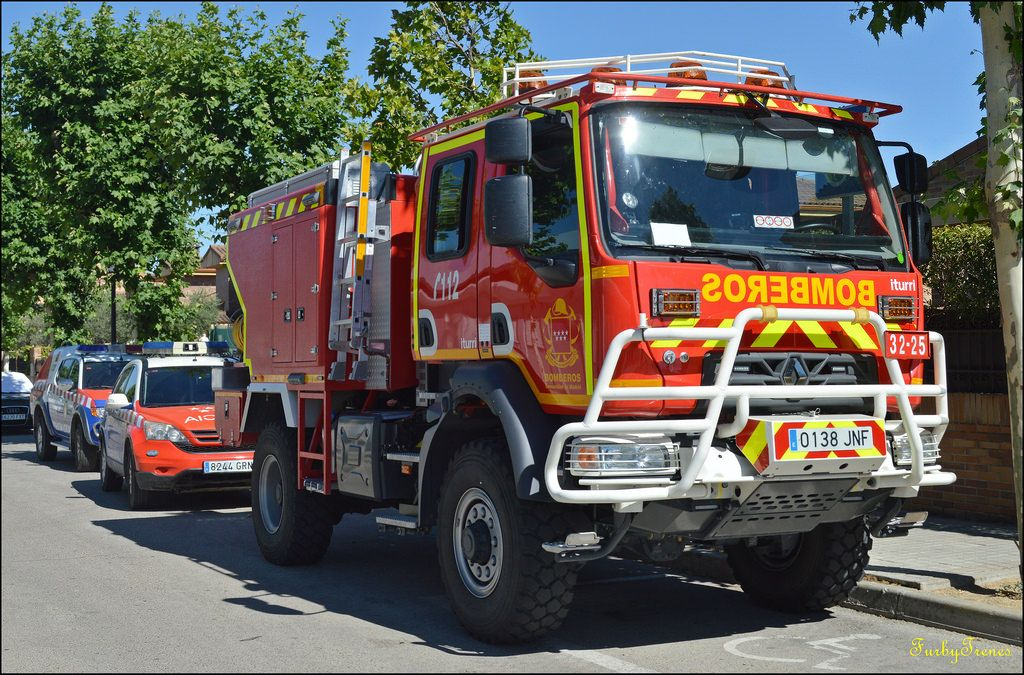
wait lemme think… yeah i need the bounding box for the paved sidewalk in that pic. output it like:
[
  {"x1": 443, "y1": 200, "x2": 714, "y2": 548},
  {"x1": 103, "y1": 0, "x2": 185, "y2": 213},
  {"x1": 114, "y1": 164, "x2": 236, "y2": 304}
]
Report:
[{"x1": 866, "y1": 516, "x2": 1019, "y2": 590}]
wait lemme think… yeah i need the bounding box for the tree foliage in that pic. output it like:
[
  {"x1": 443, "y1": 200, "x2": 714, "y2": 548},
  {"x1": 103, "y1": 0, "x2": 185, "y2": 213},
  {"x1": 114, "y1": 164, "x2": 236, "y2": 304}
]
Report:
[
  {"x1": 354, "y1": 1, "x2": 537, "y2": 169},
  {"x1": 1, "y1": 2, "x2": 359, "y2": 348}
]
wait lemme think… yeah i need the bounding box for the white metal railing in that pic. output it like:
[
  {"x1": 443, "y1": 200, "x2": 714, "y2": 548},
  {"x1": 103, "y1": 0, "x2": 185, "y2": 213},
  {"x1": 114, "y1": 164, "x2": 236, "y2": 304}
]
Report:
[
  {"x1": 502, "y1": 51, "x2": 797, "y2": 99},
  {"x1": 543, "y1": 307, "x2": 950, "y2": 504}
]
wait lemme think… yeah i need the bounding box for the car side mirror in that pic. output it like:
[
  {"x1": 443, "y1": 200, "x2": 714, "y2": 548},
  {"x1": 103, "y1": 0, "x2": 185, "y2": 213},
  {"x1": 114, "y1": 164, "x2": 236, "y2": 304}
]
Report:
[
  {"x1": 56, "y1": 377, "x2": 75, "y2": 391},
  {"x1": 901, "y1": 201, "x2": 932, "y2": 267},
  {"x1": 485, "y1": 117, "x2": 532, "y2": 165},
  {"x1": 106, "y1": 393, "x2": 130, "y2": 410},
  {"x1": 894, "y1": 152, "x2": 928, "y2": 195},
  {"x1": 485, "y1": 174, "x2": 533, "y2": 247}
]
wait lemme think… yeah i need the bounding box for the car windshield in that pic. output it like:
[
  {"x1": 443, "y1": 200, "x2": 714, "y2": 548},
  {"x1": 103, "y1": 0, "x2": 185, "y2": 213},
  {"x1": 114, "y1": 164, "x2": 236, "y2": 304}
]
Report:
[
  {"x1": 82, "y1": 360, "x2": 131, "y2": 389},
  {"x1": 592, "y1": 104, "x2": 907, "y2": 270},
  {"x1": 141, "y1": 366, "x2": 214, "y2": 407}
]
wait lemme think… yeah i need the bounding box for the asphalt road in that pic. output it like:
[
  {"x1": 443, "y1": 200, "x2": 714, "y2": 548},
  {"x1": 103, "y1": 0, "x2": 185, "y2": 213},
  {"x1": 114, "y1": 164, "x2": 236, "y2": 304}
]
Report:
[{"x1": 2, "y1": 431, "x2": 1020, "y2": 673}]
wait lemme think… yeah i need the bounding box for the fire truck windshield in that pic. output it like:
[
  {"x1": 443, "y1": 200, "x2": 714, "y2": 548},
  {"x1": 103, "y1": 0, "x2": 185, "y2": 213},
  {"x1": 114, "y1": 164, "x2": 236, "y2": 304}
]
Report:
[
  {"x1": 593, "y1": 104, "x2": 907, "y2": 270},
  {"x1": 140, "y1": 366, "x2": 214, "y2": 408}
]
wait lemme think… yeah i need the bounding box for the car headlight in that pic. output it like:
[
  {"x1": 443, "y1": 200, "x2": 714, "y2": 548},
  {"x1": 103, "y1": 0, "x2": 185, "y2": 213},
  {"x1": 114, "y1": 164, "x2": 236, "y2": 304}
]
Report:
[
  {"x1": 567, "y1": 436, "x2": 678, "y2": 477},
  {"x1": 144, "y1": 421, "x2": 187, "y2": 444},
  {"x1": 888, "y1": 430, "x2": 940, "y2": 468}
]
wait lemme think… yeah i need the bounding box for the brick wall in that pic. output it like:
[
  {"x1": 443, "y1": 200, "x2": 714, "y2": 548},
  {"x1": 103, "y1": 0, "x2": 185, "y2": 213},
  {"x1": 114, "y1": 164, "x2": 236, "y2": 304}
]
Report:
[{"x1": 912, "y1": 393, "x2": 1016, "y2": 523}]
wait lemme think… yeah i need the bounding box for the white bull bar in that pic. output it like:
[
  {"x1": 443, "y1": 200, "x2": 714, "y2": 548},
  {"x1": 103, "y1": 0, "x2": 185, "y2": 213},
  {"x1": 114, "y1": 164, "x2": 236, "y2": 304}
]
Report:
[{"x1": 543, "y1": 307, "x2": 952, "y2": 504}]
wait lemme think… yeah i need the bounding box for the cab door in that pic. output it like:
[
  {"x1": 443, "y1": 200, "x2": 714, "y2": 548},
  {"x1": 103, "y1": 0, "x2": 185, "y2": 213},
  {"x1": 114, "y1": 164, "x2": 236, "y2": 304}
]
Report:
[
  {"x1": 488, "y1": 104, "x2": 592, "y2": 409},
  {"x1": 414, "y1": 138, "x2": 482, "y2": 362}
]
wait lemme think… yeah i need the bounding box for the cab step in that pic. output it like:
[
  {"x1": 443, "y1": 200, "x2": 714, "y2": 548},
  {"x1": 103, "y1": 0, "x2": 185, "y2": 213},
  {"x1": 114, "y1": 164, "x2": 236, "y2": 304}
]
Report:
[
  {"x1": 375, "y1": 509, "x2": 423, "y2": 535},
  {"x1": 302, "y1": 478, "x2": 327, "y2": 494}
]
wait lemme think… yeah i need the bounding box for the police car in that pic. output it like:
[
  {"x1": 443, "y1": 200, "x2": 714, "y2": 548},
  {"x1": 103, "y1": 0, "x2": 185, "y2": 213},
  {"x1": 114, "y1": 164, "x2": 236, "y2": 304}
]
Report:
[
  {"x1": 29, "y1": 345, "x2": 139, "y2": 471},
  {"x1": 99, "y1": 341, "x2": 253, "y2": 509}
]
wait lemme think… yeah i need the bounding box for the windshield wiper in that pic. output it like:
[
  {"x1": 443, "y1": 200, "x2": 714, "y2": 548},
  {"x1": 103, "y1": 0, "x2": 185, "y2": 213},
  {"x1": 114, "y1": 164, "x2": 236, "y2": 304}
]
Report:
[
  {"x1": 765, "y1": 247, "x2": 876, "y2": 270},
  {"x1": 616, "y1": 244, "x2": 766, "y2": 270}
]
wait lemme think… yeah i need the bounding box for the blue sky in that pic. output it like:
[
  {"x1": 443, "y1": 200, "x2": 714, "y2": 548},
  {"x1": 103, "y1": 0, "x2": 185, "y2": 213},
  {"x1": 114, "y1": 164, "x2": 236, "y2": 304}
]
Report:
[{"x1": 3, "y1": 1, "x2": 984, "y2": 246}]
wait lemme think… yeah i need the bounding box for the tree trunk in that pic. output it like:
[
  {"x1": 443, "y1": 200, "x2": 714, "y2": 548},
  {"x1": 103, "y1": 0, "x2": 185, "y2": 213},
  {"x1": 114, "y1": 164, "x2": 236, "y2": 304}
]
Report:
[{"x1": 979, "y1": 3, "x2": 1023, "y2": 574}]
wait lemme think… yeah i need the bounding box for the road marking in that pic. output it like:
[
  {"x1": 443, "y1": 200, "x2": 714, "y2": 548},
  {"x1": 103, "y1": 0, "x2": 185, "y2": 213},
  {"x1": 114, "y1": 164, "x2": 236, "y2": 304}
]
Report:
[
  {"x1": 559, "y1": 648, "x2": 657, "y2": 673},
  {"x1": 724, "y1": 636, "x2": 807, "y2": 663}
]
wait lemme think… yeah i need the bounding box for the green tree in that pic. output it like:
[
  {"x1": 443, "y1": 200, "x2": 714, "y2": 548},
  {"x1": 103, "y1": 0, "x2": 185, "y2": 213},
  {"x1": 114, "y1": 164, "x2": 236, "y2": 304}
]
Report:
[
  {"x1": 852, "y1": 0, "x2": 1023, "y2": 570},
  {"x1": 355, "y1": 1, "x2": 538, "y2": 168}
]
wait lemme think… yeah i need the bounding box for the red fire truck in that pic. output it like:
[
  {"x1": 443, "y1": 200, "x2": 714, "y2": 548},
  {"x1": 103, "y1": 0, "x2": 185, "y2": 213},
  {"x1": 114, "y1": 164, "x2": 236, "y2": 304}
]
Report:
[{"x1": 215, "y1": 52, "x2": 954, "y2": 643}]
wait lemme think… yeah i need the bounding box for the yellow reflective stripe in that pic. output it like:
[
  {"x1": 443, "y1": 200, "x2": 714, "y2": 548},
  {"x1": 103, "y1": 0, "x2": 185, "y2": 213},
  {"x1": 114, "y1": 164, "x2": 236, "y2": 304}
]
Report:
[
  {"x1": 750, "y1": 320, "x2": 793, "y2": 348},
  {"x1": 703, "y1": 319, "x2": 735, "y2": 348},
  {"x1": 430, "y1": 129, "x2": 486, "y2": 155},
  {"x1": 676, "y1": 90, "x2": 705, "y2": 100},
  {"x1": 251, "y1": 210, "x2": 262, "y2": 228},
  {"x1": 610, "y1": 378, "x2": 662, "y2": 387},
  {"x1": 592, "y1": 265, "x2": 629, "y2": 279},
  {"x1": 241, "y1": 214, "x2": 252, "y2": 230},
  {"x1": 831, "y1": 108, "x2": 854, "y2": 119},
  {"x1": 284, "y1": 198, "x2": 296, "y2": 217},
  {"x1": 632, "y1": 88, "x2": 658, "y2": 96},
  {"x1": 796, "y1": 320, "x2": 837, "y2": 348},
  {"x1": 885, "y1": 322, "x2": 902, "y2": 332},
  {"x1": 651, "y1": 317, "x2": 697, "y2": 348},
  {"x1": 794, "y1": 102, "x2": 818, "y2": 113},
  {"x1": 766, "y1": 99, "x2": 780, "y2": 108},
  {"x1": 412, "y1": 141, "x2": 430, "y2": 358},
  {"x1": 739, "y1": 423, "x2": 768, "y2": 467},
  {"x1": 723, "y1": 94, "x2": 748, "y2": 105},
  {"x1": 839, "y1": 321, "x2": 877, "y2": 349}
]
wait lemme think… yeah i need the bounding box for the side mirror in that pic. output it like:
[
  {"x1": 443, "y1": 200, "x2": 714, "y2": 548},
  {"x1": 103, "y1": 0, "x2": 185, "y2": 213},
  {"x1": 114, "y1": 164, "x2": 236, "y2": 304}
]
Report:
[
  {"x1": 485, "y1": 174, "x2": 532, "y2": 247},
  {"x1": 106, "y1": 393, "x2": 130, "y2": 410},
  {"x1": 56, "y1": 377, "x2": 75, "y2": 391},
  {"x1": 485, "y1": 117, "x2": 531, "y2": 165},
  {"x1": 894, "y1": 152, "x2": 928, "y2": 195},
  {"x1": 901, "y1": 201, "x2": 932, "y2": 267}
]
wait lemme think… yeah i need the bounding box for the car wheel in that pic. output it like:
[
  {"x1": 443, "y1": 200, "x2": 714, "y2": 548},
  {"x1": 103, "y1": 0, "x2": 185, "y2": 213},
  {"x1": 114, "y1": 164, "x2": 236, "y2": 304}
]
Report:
[
  {"x1": 437, "y1": 437, "x2": 582, "y2": 644},
  {"x1": 34, "y1": 412, "x2": 57, "y2": 462},
  {"x1": 125, "y1": 446, "x2": 153, "y2": 510},
  {"x1": 71, "y1": 420, "x2": 95, "y2": 472},
  {"x1": 98, "y1": 437, "x2": 123, "y2": 492}
]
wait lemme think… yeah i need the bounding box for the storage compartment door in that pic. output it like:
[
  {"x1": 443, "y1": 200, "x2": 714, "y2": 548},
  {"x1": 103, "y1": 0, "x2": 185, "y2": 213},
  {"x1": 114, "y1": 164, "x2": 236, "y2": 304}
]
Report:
[
  {"x1": 272, "y1": 225, "x2": 294, "y2": 363},
  {"x1": 293, "y1": 214, "x2": 321, "y2": 363}
]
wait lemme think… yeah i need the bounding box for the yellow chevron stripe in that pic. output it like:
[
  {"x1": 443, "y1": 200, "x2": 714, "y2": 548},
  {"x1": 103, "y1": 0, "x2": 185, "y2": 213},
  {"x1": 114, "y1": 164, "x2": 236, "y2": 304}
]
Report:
[
  {"x1": 676, "y1": 90, "x2": 705, "y2": 100},
  {"x1": 885, "y1": 322, "x2": 903, "y2": 332},
  {"x1": 285, "y1": 197, "x2": 296, "y2": 217},
  {"x1": 750, "y1": 320, "x2": 793, "y2": 348},
  {"x1": 651, "y1": 318, "x2": 697, "y2": 348},
  {"x1": 796, "y1": 320, "x2": 837, "y2": 348},
  {"x1": 251, "y1": 210, "x2": 262, "y2": 228},
  {"x1": 832, "y1": 108, "x2": 855, "y2": 119},
  {"x1": 592, "y1": 265, "x2": 629, "y2": 279},
  {"x1": 702, "y1": 319, "x2": 735, "y2": 348},
  {"x1": 766, "y1": 99, "x2": 780, "y2": 108},
  {"x1": 633, "y1": 87, "x2": 658, "y2": 96},
  {"x1": 839, "y1": 321, "x2": 877, "y2": 349},
  {"x1": 739, "y1": 423, "x2": 768, "y2": 467},
  {"x1": 723, "y1": 94, "x2": 748, "y2": 105},
  {"x1": 241, "y1": 214, "x2": 252, "y2": 230}
]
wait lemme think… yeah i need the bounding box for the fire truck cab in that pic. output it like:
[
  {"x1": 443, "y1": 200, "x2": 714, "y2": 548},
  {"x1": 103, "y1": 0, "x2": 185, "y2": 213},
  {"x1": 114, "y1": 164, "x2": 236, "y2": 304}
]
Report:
[{"x1": 218, "y1": 52, "x2": 954, "y2": 644}]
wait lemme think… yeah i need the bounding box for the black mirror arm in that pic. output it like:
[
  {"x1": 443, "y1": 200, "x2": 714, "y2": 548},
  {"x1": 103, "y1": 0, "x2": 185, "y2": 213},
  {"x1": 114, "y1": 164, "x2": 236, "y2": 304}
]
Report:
[
  {"x1": 876, "y1": 140, "x2": 916, "y2": 154},
  {"x1": 515, "y1": 104, "x2": 573, "y2": 128}
]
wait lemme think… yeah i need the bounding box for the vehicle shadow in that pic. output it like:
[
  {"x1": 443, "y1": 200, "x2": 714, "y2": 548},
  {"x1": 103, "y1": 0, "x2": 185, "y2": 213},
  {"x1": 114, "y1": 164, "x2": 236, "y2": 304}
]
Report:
[
  {"x1": 72, "y1": 476, "x2": 249, "y2": 513},
  {"x1": 2, "y1": 446, "x2": 79, "y2": 473},
  {"x1": 87, "y1": 500, "x2": 835, "y2": 656}
]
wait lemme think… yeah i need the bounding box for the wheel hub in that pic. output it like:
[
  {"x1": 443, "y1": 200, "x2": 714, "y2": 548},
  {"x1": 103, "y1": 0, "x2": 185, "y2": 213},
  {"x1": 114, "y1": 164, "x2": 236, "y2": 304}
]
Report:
[{"x1": 453, "y1": 488, "x2": 503, "y2": 598}]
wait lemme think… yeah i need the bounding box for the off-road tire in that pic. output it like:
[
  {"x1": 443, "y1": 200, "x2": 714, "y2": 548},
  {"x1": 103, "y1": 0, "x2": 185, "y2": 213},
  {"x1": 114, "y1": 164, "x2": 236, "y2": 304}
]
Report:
[
  {"x1": 725, "y1": 517, "x2": 872, "y2": 611},
  {"x1": 125, "y1": 446, "x2": 154, "y2": 510},
  {"x1": 98, "y1": 437, "x2": 123, "y2": 492},
  {"x1": 34, "y1": 412, "x2": 57, "y2": 462},
  {"x1": 437, "y1": 437, "x2": 582, "y2": 644},
  {"x1": 251, "y1": 424, "x2": 335, "y2": 566},
  {"x1": 72, "y1": 419, "x2": 96, "y2": 472}
]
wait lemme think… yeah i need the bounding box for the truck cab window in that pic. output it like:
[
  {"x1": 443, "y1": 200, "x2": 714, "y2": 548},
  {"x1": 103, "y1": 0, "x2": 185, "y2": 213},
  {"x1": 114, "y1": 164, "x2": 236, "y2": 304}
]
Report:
[
  {"x1": 427, "y1": 155, "x2": 474, "y2": 259},
  {"x1": 524, "y1": 115, "x2": 580, "y2": 285}
]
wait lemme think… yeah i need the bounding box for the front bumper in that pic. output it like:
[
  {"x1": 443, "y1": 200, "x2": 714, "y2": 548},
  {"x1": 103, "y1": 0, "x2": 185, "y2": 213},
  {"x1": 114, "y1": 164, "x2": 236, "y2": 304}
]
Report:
[
  {"x1": 544, "y1": 307, "x2": 956, "y2": 510},
  {"x1": 134, "y1": 440, "x2": 253, "y2": 492}
]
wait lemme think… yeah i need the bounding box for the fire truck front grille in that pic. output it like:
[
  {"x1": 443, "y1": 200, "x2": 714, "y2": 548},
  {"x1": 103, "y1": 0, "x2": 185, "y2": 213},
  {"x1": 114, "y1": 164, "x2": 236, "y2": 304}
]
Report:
[{"x1": 702, "y1": 352, "x2": 878, "y2": 416}]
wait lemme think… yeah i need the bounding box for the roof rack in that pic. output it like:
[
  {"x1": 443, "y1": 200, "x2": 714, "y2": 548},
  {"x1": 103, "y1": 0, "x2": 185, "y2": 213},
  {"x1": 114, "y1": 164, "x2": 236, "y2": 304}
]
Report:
[{"x1": 502, "y1": 50, "x2": 796, "y2": 99}]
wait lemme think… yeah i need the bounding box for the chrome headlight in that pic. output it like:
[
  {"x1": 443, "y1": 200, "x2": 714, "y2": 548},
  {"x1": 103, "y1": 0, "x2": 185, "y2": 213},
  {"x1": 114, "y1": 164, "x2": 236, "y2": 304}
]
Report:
[
  {"x1": 144, "y1": 421, "x2": 187, "y2": 444},
  {"x1": 567, "y1": 436, "x2": 678, "y2": 477},
  {"x1": 889, "y1": 430, "x2": 940, "y2": 468}
]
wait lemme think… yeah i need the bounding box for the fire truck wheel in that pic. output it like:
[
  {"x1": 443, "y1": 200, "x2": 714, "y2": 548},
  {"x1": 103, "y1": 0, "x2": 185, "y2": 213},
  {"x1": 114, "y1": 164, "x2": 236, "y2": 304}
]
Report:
[
  {"x1": 34, "y1": 412, "x2": 57, "y2": 462},
  {"x1": 72, "y1": 420, "x2": 95, "y2": 472},
  {"x1": 724, "y1": 516, "x2": 872, "y2": 611},
  {"x1": 98, "y1": 437, "x2": 122, "y2": 492},
  {"x1": 125, "y1": 446, "x2": 154, "y2": 511},
  {"x1": 251, "y1": 424, "x2": 334, "y2": 566},
  {"x1": 437, "y1": 437, "x2": 581, "y2": 644}
]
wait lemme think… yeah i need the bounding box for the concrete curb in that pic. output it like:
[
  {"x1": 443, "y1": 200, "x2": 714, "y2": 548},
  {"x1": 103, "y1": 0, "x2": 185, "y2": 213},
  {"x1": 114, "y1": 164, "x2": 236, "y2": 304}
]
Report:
[{"x1": 670, "y1": 551, "x2": 1023, "y2": 647}]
